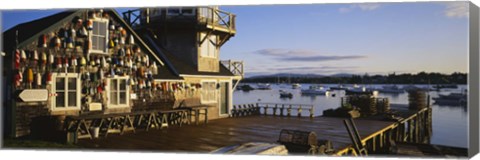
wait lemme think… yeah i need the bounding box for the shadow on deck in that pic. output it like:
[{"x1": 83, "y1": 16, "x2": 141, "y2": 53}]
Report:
[{"x1": 77, "y1": 115, "x2": 394, "y2": 154}]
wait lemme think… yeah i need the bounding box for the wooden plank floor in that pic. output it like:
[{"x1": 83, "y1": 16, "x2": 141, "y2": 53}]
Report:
[{"x1": 77, "y1": 115, "x2": 394, "y2": 153}]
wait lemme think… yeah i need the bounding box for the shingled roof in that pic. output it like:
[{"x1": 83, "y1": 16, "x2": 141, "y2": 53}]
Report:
[{"x1": 2, "y1": 9, "x2": 182, "y2": 80}]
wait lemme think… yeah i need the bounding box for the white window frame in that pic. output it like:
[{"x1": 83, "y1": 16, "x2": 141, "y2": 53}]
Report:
[
  {"x1": 199, "y1": 33, "x2": 218, "y2": 58},
  {"x1": 50, "y1": 73, "x2": 81, "y2": 111},
  {"x1": 167, "y1": 7, "x2": 196, "y2": 16},
  {"x1": 106, "y1": 76, "x2": 130, "y2": 108},
  {"x1": 88, "y1": 18, "x2": 109, "y2": 55},
  {"x1": 200, "y1": 80, "x2": 217, "y2": 104}
]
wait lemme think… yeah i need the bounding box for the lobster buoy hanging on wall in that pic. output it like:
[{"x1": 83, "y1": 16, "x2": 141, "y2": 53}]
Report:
[
  {"x1": 39, "y1": 34, "x2": 48, "y2": 48},
  {"x1": 56, "y1": 57, "x2": 62, "y2": 69},
  {"x1": 36, "y1": 73, "x2": 42, "y2": 87},
  {"x1": 14, "y1": 71, "x2": 22, "y2": 88},
  {"x1": 80, "y1": 26, "x2": 88, "y2": 37},
  {"x1": 14, "y1": 50, "x2": 20, "y2": 69},
  {"x1": 20, "y1": 50, "x2": 27, "y2": 63},
  {"x1": 49, "y1": 53, "x2": 54, "y2": 66},
  {"x1": 151, "y1": 61, "x2": 158, "y2": 75},
  {"x1": 80, "y1": 56, "x2": 87, "y2": 66},
  {"x1": 41, "y1": 52, "x2": 47, "y2": 66},
  {"x1": 27, "y1": 68, "x2": 34, "y2": 86},
  {"x1": 87, "y1": 19, "x2": 93, "y2": 30},
  {"x1": 71, "y1": 56, "x2": 78, "y2": 67},
  {"x1": 46, "y1": 71, "x2": 52, "y2": 84},
  {"x1": 129, "y1": 35, "x2": 135, "y2": 45}
]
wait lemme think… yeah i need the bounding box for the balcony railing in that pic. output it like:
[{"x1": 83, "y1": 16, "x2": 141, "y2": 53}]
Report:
[
  {"x1": 221, "y1": 60, "x2": 243, "y2": 77},
  {"x1": 122, "y1": 7, "x2": 236, "y2": 33}
]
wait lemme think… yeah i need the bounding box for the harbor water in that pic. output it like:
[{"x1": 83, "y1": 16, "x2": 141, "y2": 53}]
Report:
[{"x1": 233, "y1": 83, "x2": 468, "y2": 148}]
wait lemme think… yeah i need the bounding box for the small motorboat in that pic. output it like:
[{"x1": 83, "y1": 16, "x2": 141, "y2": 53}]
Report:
[
  {"x1": 291, "y1": 83, "x2": 302, "y2": 89},
  {"x1": 257, "y1": 83, "x2": 272, "y2": 90},
  {"x1": 279, "y1": 91, "x2": 293, "y2": 98},
  {"x1": 301, "y1": 85, "x2": 330, "y2": 95}
]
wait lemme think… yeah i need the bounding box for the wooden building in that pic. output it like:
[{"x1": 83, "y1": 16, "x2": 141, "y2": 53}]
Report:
[
  {"x1": 2, "y1": 8, "x2": 242, "y2": 138},
  {"x1": 124, "y1": 6, "x2": 242, "y2": 120}
]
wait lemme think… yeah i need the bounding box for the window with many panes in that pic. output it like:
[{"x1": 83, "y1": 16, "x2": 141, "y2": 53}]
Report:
[
  {"x1": 200, "y1": 33, "x2": 217, "y2": 58},
  {"x1": 51, "y1": 73, "x2": 81, "y2": 111},
  {"x1": 167, "y1": 7, "x2": 195, "y2": 16},
  {"x1": 108, "y1": 77, "x2": 129, "y2": 108},
  {"x1": 90, "y1": 19, "x2": 108, "y2": 54},
  {"x1": 201, "y1": 81, "x2": 217, "y2": 104}
]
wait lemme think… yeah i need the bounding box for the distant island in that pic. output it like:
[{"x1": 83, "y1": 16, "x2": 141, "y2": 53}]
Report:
[{"x1": 242, "y1": 72, "x2": 467, "y2": 84}]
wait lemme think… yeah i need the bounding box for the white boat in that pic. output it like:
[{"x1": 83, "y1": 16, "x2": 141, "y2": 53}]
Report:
[
  {"x1": 291, "y1": 83, "x2": 301, "y2": 89},
  {"x1": 378, "y1": 85, "x2": 405, "y2": 93},
  {"x1": 301, "y1": 85, "x2": 330, "y2": 95},
  {"x1": 346, "y1": 85, "x2": 378, "y2": 96},
  {"x1": 257, "y1": 83, "x2": 271, "y2": 90}
]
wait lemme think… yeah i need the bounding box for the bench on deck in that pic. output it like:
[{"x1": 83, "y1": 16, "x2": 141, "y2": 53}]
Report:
[
  {"x1": 176, "y1": 98, "x2": 210, "y2": 125},
  {"x1": 65, "y1": 113, "x2": 136, "y2": 142}
]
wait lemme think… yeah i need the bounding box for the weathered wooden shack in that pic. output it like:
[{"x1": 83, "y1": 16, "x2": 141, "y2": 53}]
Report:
[
  {"x1": 124, "y1": 6, "x2": 242, "y2": 120},
  {"x1": 2, "y1": 8, "x2": 242, "y2": 138}
]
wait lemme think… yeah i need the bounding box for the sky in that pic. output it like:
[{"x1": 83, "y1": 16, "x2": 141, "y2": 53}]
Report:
[{"x1": 1, "y1": 2, "x2": 469, "y2": 77}]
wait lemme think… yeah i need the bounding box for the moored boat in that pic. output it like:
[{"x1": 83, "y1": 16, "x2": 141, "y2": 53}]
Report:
[
  {"x1": 378, "y1": 85, "x2": 405, "y2": 93},
  {"x1": 257, "y1": 83, "x2": 272, "y2": 90},
  {"x1": 292, "y1": 83, "x2": 302, "y2": 89},
  {"x1": 301, "y1": 85, "x2": 330, "y2": 95}
]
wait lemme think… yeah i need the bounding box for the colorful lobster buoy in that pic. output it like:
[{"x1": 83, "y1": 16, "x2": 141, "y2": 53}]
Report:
[
  {"x1": 14, "y1": 50, "x2": 20, "y2": 69},
  {"x1": 87, "y1": 19, "x2": 93, "y2": 30}
]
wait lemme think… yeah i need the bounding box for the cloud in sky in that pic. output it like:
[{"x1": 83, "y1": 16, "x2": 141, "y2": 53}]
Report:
[
  {"x1": 279, "y1": 55, "x2": 366, "y2": 62},
  {"x1": 252, "y1": 48, "x2": 367, "y2": 62},
  {"x1": 443, "y1": 2, "x2": 468, "y2": 18},
  {"x1": 339, "y1": 3, "x2": 382, "y2": 13},
  {"x1": 254, "y1": 49, "x2": 315, "y2": 56}
]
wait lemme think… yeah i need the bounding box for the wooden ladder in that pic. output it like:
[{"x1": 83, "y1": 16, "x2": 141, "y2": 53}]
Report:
[{"x1": 344, "y1": 118, "x2": 368, "y2": 156}]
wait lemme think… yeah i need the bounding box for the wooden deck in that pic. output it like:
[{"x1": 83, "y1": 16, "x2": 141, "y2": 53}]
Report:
[{"x1": 77, "y1": 115, "x2": 394, "y2": 153}]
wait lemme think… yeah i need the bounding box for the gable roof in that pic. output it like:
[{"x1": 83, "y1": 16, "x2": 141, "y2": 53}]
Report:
[
  {"x1": 137, "y1": 30, "x2": 235, "y2": 77},
  {"x1": 2, "y1": 9, "x2": 182, "y2": 80}
]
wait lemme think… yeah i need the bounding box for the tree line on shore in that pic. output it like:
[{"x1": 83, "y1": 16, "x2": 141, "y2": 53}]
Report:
[{"x1": 242, "y1": 72, "x2": 467, "y2": 84}]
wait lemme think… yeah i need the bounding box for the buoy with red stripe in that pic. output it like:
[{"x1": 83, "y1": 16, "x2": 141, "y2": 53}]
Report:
[
  {"x1": 14, "y1": 50, "x2": 20, "y2": 69},
  {"x1": 56, "y1": 57, "x2": 63, "y2": 69},
  {"x1": 40, "y1": 34, "x2": 48, "y2": 48},
  {"x1": 14, "y1": 71, "x2": 23, "y2": 88}
]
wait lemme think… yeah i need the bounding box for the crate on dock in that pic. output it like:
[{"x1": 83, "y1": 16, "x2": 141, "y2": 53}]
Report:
[{"x1": 277, "y1": 129, "x2": 333, "y2": 155}]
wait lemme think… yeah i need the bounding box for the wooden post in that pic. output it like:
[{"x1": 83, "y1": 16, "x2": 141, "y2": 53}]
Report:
[
  {"x1": 280, "y1": 104, "x2": 284, "y2": 116},
  {"x1": 297, "y1": 105, "x2": 302, "y2": 117},
  {"x1": 264, "y1": 104, "x2": 268, "y2": 116},
  {"x1": 309, "y1": 106, "x2": 314, "y2": 118},
  {"x1": 232, "y1": 105, "x2": 237, "y2": 117},
  {"x1": 273, "y1": 104, "x2": 277, "y2": 116},
  {"x1": 287, "y1": 105, "x2": 292, "y2": 117}
]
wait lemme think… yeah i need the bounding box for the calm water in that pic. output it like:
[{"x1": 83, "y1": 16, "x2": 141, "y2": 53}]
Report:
[{"x1": 233, "y1": 83, "x2": 468, "y2": 148}]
